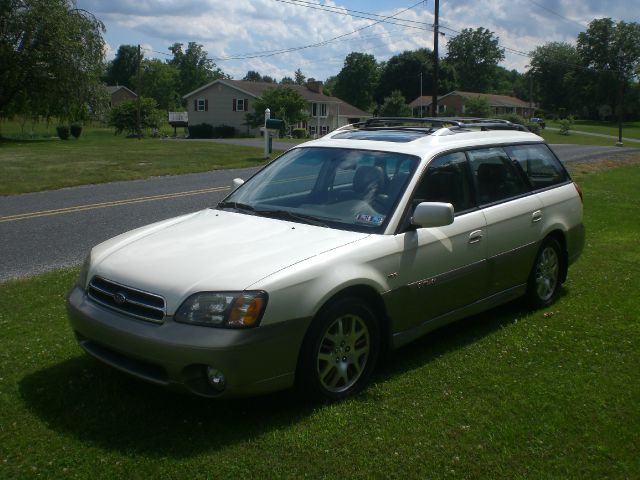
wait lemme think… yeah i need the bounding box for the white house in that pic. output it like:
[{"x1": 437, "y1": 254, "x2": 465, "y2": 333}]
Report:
[{"x1": 183, "y1": 79, "x2": 371, "y2": 136}]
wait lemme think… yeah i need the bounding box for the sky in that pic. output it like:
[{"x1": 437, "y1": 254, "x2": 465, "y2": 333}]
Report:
[{"x1": 77, "y1": 0, "x2": 638, "y2": 82}]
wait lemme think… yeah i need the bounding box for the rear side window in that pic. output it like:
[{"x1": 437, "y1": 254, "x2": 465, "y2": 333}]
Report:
[
  {"x1": 505, "y1": 144, "x2": 568, "y2": 189},
  {"x1": 467, "y1": 147, "x2": 528, "y2": 205}
]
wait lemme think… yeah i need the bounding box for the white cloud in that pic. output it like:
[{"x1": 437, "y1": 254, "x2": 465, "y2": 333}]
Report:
[{"x1": 79, "y1": 0, "x2": 638, "y2": 81}]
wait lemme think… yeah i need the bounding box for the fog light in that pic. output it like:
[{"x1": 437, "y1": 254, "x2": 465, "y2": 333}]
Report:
[{"x1": 206, "y1": 366, "x2": 226, "y2": 392}]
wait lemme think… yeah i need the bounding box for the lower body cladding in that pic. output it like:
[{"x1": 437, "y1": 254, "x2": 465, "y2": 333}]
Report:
[{"x1": 67, "y1": 286, "x2": 311, "y2": 398}]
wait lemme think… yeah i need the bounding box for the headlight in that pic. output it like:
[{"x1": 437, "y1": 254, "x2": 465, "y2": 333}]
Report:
[
  {"x1": 175, "y1": 291, "x2": 268, "y2": 328},
  {"x1": 77, "y1": 252, "x2": 91, "y2": 289}
]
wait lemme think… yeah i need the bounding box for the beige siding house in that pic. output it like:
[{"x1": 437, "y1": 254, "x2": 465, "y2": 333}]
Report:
[
  {"x1": 410, "y1": 91, "x2": 535, "y2": 118},
  {"x1": 183, "y1": 79, "x2": 371, "y2": 136},
  {"x1": 106, "y1": 85, "x2": 137, "y2": 108}
]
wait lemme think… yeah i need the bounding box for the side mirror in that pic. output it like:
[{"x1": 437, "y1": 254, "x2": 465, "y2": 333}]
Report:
[
  {"x1": 232, "y1": 178, "x2": 245, "y2": 190},
  {"x1": 411, "y1": 202, "x2": 454, "y2": 228}
]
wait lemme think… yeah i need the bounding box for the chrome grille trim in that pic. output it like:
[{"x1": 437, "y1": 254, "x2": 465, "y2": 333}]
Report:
[{"x1": 87, "y1": 276, "x2": 166, "y2": 323}]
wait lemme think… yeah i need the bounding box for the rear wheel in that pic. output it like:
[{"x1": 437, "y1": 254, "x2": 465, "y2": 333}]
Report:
[
  {"x1": 527, "y1": 236, "x2": 563, "y2": 308},
  {"x1": 298, "y1": 297, "x2": 380, "y2": 401}
]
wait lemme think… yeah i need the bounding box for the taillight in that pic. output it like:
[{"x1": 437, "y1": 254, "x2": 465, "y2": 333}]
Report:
[{"x1": 574, "y1": 182, "x2": 583, "y2": 203}]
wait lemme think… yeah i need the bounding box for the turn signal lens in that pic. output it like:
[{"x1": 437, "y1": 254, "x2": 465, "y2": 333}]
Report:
[{"x1": 228, "y1": 295, "x2": 266, "y2": 327}]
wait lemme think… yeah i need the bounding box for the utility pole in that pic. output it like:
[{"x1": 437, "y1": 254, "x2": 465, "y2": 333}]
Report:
[
  {"x1": 419, "y1": 72, "x2": 423, "y2": 117},
  {"x1": 136, "y1": 44, "x2": 142, "y2": 139},
  {"x1": 616, "y1": 50, "x2": 624, "y2": 147},
  {"x1": 431, "y1": 0, "x2": 439, "y2": 117}
]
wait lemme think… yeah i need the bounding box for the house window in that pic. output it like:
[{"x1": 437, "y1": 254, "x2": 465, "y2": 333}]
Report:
[
  {"x1": 196, "y1": 98, "x2": 208, "y2": 112},
  {"x1": 320, "y1": 125, "x2": 329, "y2": 135},
  {"x1": 311, "y1": 103, "x2": 327, "y2": 117},
  {"x1": 309, "y1": 125, "x2": 317, "y2": 135},
  {"x1": 233, "y1": 98, "x2": 249, "y2": 112}
]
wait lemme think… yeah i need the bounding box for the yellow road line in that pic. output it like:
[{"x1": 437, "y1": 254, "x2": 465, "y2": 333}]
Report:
[{"x1": 0, "y1": 186, "x2": 231, "y2": 223}]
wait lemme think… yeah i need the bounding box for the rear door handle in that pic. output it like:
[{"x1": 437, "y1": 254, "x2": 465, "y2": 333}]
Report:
[
  {"x1": 532, "y1": 210, "x2": 543, "y2": 223},
  {"x1": 469, "y1": 230, "x2": 483, "y2": 244}
]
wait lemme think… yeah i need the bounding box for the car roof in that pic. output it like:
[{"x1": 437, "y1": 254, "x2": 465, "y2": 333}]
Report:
[{"x1": 297, "y1": 117, "x2": 544, "y2": 159}]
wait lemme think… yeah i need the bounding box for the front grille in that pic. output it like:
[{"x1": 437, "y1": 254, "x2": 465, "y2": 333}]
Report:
[{"x1": 88, "y1": 276, "x2": 165, "y2": 323}]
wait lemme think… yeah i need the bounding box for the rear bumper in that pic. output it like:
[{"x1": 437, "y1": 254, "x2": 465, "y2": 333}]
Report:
[{"x1": 67, "y1": 286, "x2": 311, "y2": 398}]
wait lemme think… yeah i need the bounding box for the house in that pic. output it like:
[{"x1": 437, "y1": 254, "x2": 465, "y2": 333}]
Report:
[
  {"x1": 183, "y1": 79, "x2": 371, "y2": 136},
  {"x1": 409, "y1": 91, "x2": 535, "y2": 118},
  {"x1": 106, "y1": 85, "x2": 138, "y2": 108}
]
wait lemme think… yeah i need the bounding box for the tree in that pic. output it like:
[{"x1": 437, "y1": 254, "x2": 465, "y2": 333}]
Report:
[
  {"x1": 280, "y1": 76, "x2": 295, "y2": 85},
  {"x1": 262, "y1": 75, "x2": 276, "y2": 84},
  {"x1": 168, "y1": 42, "x2": 226, "y2": 96},
  {"x1": 463, "y1": 96, "x2": 492, "y2": 117},
  {"x1": 243, "y1": 70, "x2": 262, "y2": 82},
  {"x1": 379, "y1": 90, "x2": 411, "y2": 117},
  {"x1": 334, "y1": 52, "x2": 379, "y2": 111},
  {"x1": 108, "y1": 98, "x2": 163, "y2": 135},
  {"x1": 105, "y1": 45, "x2": 140, "y2": 89},
  {"x1": 445, "y1": 27, "x2": 505, "y2": 92},
  {"x1": 294, "y1": 68, "x2": 306, "y2": 85},
  {"x1": 375, "y1": 49, "x2": 437, "y2": 105},
  {"x1": 322, "y1": 75, "x2": 337, "y2": 96},
  {"x1": 139, "y1": 59, "x2": 181, "y2": 111},
  {"x1": 246, "y1": 86, "x2": 308, "y2": 130},
  {"x1": 529, "y1": 42, "x2": 580, "y2": 113},
  {"x1": 577, "y1": 18, "x2": 640, "y2": 119},
  {"x1": 0, "y1": 0, "x2": 105, "y2": 122}
]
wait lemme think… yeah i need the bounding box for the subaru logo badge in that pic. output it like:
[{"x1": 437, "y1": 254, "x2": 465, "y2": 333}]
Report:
[{"x1": 113, "y1": 292, "x2": 127, "y2": 305}]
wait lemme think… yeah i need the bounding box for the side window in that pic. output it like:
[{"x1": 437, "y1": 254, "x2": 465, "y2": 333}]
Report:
[
  {"x1": 412, "y1": 152, "x2": 474, "y2": 213},
  {"x1": 505, "y1": 144, "x2": 568, "y2": 189},
  {"x1": 467, "y1": 147, "x2": 527, "y2": 205}
]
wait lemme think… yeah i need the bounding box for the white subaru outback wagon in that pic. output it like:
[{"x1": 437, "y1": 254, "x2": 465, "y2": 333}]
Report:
[{"x1": 67, "y1": 118, "x2": 584, "y2": 400}]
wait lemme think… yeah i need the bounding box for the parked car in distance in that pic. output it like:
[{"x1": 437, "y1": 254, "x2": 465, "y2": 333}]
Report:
[
  {"x1": 67, "y1": 117, "x2": 584, "y2": 401},
  {"x1": 530, "y1": 117, "x2": 546, "y2": 129}
]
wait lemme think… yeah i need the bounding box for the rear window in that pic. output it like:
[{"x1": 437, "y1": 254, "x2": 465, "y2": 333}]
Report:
[{"x1": 505, "y1": 144, "x2": 568, "y2": 189}]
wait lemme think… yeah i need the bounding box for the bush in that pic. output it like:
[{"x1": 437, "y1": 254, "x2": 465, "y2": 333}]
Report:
[
  {"x1": 70, "y1": 123, "x2": 83, "y2": 139},
  {"x1": 558, "y1": 119, "x2": 572, "y2": 135},
  {"x1": 188, "y1": 123, "x2": 215, "y2": 139},
  {"x1": 499, "y1": 113, "x2": 527, "y2": 125},
  {"x1": 212, "y1": 124, "x2": 236, "y2": 138},
  {"x1": 292, "y1": 128, "x2": 307, "y2": 139},
  {"x1": 526, "y1": 123, "x2": 542, "y2": 135},
  {"x1": 108, "y1": 98, "x2": 163, "y2": 136},
  {"x1": 56, "y1": 125, "x2": 70, "y2": 140}
]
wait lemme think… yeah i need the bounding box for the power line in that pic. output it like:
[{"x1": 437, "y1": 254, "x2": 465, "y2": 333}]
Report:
[{"x1": 527, "y1": 0, "x2": 588, "y2": 30}]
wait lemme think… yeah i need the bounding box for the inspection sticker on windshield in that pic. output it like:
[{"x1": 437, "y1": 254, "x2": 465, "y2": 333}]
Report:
[{"x1": 355, "y1": 213, "x2": 385, "y2": 226}]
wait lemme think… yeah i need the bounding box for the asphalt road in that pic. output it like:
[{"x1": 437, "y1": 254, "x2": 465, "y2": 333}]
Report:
[{"x1": 1, "y1": 144, "x2": 638, "y2": 282}]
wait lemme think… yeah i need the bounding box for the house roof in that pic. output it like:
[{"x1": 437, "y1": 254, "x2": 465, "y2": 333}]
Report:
[
  {"x1": 183, "y1": 79, "x2": 372, "y2": 117},
  {"x1": 106, "y1": 85, "x2": 138, "y2": 97},
  {"x1": 410, "y1": 91, "x2": 529, "y2": 108}
]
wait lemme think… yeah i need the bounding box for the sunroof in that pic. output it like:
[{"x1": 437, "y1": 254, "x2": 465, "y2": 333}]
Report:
[{"x1": 331, "y1": 129, "x2": 429, "y2": 142}]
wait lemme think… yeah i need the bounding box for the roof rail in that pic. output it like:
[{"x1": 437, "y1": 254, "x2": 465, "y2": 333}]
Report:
[{"x1": 350, "y1": 116, "x2": 528, "y2": 132}]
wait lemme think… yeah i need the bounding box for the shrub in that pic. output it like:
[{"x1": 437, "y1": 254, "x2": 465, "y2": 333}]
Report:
[
  {"x1": 526, "y1": 123, "x2": 542, "y2": 135},
  {"x1": 558, "y1": 116, "x2": 574, "y2": 136},
  {"x1": 70, "y1": 123, "x2": 83, "y2": 139},
  {"x1": 292, "y1": 128, "x2": 307, "y2": 139},
  {"x1": 56, "y1": 125, "x2": 70, "y2": 140},
  {"x1": 188, "y1": 123, "x2": 214, "y2": 139},
  {"x1": 499, "y1": 113, "x2": 527, "y2": 125},
  {"x1": 108, "y1": 98, "x2": 163, "y2": 136},
  {"x1": 212, "y1": 124, "x2": 236, "y2": 138}
]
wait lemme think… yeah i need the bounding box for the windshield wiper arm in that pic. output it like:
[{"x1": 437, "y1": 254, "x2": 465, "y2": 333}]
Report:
[
  {"x1": 256, "y1": 209, "x2": 328, "y2": 228},
  {"x1": 217, "y1": 201, "x2": 256, "y2": 213}
]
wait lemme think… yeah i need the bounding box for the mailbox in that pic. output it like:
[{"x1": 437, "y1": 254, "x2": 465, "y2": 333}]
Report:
[{"x1": 265, "y1": 118, "x2": 285, "y2": 130}]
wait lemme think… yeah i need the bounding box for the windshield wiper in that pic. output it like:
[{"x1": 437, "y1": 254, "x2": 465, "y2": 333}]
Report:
[
  {"x1": 255, "y1": 209, "x2": 329, "y2": 228},
  {"x1": 217, "y1": 201, "x2": 256, "y2": 213}
]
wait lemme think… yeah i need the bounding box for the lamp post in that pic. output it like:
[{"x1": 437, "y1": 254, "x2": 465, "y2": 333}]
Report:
[
  {"x1": 525, "y1": 65, "x2": 533, "y2": 119},
  {"x1": 264, "y1": 108, "x2": 270, "y2": 158}
]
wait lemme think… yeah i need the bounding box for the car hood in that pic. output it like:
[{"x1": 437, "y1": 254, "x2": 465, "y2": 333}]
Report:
[{"x1": 90, "y1": 209, "x2": 369, "y2": 312}]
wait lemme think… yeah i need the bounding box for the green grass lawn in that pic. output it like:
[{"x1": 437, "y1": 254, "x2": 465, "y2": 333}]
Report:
[
  {"x1": 0, "y1": 126, "x2": 274, "y2": 196},
  {"x1": 546, "y1": 119, "x2": 640, "y2": 141},
  {"x1": 1, "y1": 163, "x2": 638, "y2": 479}
]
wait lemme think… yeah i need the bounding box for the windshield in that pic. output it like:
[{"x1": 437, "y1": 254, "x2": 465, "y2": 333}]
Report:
[{"x1": 219, "y1": 147, "x2": 419, "y2": 233}]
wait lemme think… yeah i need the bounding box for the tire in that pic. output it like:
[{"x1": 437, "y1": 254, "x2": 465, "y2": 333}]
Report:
[
  {"x1": 298, "y1": 297, "x2": 380, "y2": 401},
  {"x1": 526, "y1": 236, "x2": 563, "y2": 308}
]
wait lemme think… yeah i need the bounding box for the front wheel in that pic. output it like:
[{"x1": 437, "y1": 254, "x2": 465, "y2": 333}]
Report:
[
  {"x1": 526, "y1": 237, "x2": 563, "y2": 308},
  {"x1": 298, "y1": 297, "x2": 380, "y2": 401}
]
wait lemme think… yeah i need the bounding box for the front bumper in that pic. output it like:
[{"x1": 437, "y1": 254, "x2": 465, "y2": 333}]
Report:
[{"x1": 67, "y1": 286, "x2": 311, "y2": 398}]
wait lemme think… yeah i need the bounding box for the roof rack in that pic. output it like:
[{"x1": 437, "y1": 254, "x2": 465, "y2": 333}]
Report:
[{"x1": 350, "y1": 117, "x2": 528, "y2": 132}]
